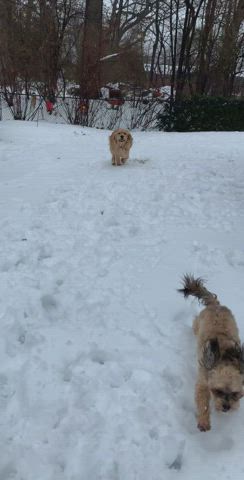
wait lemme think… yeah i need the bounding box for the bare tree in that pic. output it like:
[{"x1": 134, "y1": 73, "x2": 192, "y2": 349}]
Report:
[
  {"x1": 212, "y1": 0, "x2": 244, "y2": 96},
  {"x1": 175, "y1": 0, "x2": 205, "y2": 100},
  {"x1": 107, "y1": 0, "x2": 153, "y2": 51},
  {"x1": 37, "y1": 0, "x2": 81, "y2": 96},
  {"x1": 80, "y1": 0, "x2": 103, "y2": 98},
  {"x1": 195, "y1": 0, "x2": 218, "y2": 94}
]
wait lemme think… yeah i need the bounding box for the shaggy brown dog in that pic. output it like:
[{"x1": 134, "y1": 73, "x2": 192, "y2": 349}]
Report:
[
  {"x1": 109, "y1": 128, "x2": 133, "y2": 166},
  {"x1": 179, "y1": 274, "x2": 244, "y2": 432}
]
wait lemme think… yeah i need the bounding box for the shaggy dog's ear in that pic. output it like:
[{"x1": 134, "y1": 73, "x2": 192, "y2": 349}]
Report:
[
  {"x1": 222, "y1": 343, "x2": 244, "y2": 372},
  {"x1": 200, "y1": 339, "x2": 220, "y2": 370},
  {"x1": 240, "y1": 344, "x2": 244, "y2": 374}
]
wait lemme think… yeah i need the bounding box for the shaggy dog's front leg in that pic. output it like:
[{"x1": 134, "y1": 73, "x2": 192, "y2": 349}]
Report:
[{"x1": 195, "y1": 381, "x2": 211, "y2": 431}]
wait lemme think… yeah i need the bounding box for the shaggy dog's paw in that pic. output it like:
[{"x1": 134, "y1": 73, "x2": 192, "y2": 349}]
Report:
[{"x1": 197, "y1": 419, "x2": 211, "y2": 432}]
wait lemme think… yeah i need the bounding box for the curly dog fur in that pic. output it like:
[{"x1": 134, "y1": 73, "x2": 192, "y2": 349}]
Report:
[{"x1": 179, "y1": 274, "x2": 244, "y2": 431}]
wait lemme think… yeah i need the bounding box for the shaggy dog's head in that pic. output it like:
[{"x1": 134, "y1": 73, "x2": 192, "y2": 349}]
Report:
[
  {"x1": 202, "y1": 339, "x2": 244, "y2": 412},
  {"x1": 209, "y1": 365, "x2": 243, "y2": 412}
]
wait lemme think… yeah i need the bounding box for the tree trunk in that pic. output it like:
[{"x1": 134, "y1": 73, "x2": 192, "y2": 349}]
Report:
[
  {"x1": 81, "y1": 0, "x2": 103, "y2": 99},
  {"x1": 149, "y1": 0, "x2": 160, "y2": 85},
  {"x1": 175, "y1": 0, "x2": 204, "y2": 100},
  {"x1": 212, "y1": 0, "x2": 244, "y2": 96},
  {"x1": 195, "y1": 0, "x2": 217, "y2": 95}
]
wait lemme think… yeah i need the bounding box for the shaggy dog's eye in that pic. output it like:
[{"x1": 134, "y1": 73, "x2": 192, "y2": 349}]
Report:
[
  {"x1": 213, "y1": 389, "x2": 241, "y2": 400},
  {"x1": 231, "y1": 392, "x2": 240, "y2": 401},
  {"x1": 213, "y1": 389, "x2": 225, "y2": 397}
]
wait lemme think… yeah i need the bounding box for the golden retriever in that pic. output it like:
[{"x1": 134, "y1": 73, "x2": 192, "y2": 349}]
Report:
[{"x1": 109, "y1": 128, "x2": 133, "y2": 166}]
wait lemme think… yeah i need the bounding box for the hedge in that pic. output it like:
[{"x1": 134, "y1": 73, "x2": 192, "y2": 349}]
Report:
[{"x1": 157, "y1": 96, "x2": 244, "y2": 132}]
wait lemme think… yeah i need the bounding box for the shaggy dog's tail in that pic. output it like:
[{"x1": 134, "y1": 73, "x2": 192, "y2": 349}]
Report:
[{"x1": 178, "y1": 274, "x2": 219, "y2": 307}]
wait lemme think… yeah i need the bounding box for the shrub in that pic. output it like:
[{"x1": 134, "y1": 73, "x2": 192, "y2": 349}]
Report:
[{"x1": 157, "y1": 96, "x2": 244, "y2": 132}]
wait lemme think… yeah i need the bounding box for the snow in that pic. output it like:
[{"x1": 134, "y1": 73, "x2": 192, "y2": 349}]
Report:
[
  {"x1": 100, "y1": 53, "x2": 119, "y2": 61},
  {"x1": 0, "y1": 120, "x2": 244, "y2": 480}
]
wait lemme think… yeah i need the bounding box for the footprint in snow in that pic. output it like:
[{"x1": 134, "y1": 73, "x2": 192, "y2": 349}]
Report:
[
  {"x1": 0, "y1": 463, "x2": 17, "y2": 480},
  {"x1": 37, "y1": 244, "x2": 53, "y2": 261},
  {"x1": 0, "y1": 373, "x2": 15, "y2": 408},
  {"x1": 161, "y1": 368, "x2": 183, "y2": 393},
  {"x1": 41, "y1": 294, "x2": 57, "y2": 311},
  {"x1": 162, "y1": 436, "x2": 186, "y2": 471},
  {"x1": 133, "y1": 158, "x2": 149, "y2": 165},
  {"x1": 90, "y1": 346, "x2": 109, "y2": 365},
  {"x1": 226, "y1": 249, "x2": 244, "y2": 268}
]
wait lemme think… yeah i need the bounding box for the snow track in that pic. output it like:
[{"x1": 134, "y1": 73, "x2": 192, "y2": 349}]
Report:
[{"x1": 0, "y1": 121, "x2": 244, "y2": 479}]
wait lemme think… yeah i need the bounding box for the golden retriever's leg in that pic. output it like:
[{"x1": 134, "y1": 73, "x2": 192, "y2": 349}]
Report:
[
  {"x1": 195, "y1": 381, "x2": 211, "y2": 431},
  {"x1": 121, "y1": 156, "x2": 128, "y2": 164},
  {"x1": 115, "y1": 155, "x2": 121, "y2": 166},
  {"x1": 112, "y1": 154, "x2": 116, "y2": 166}
]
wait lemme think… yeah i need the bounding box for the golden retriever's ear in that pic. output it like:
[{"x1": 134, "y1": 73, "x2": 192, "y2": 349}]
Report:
[
  {"x1": 112, "y1": 131, "x2": 118, "y2": 144},
  {"x1": 109, "y1": 132, "x2": 116, "y2": 146},
  {"x1": 127, "y1": 132, "x2": 133, "y2": 147}
]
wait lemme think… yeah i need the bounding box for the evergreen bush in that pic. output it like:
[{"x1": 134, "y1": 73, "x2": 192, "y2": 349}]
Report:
[{"x1": 157, "y1": 96, "x2": 244, "y2": 132}]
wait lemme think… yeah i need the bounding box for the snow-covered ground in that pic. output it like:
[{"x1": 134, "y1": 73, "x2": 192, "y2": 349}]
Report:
[{"x1": 0, "y1": 120, "x2": 244, "y2": 480}]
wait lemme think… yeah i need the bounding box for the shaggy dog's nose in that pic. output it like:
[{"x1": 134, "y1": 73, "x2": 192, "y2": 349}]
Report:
[{"x1": 222, "y1": 404, "x2": 230, "y2": 412}]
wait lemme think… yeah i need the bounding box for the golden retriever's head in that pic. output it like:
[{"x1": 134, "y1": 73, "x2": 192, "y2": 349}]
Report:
[{"x1": 111, "y1": 129, "x2": 133, "y2": 148}]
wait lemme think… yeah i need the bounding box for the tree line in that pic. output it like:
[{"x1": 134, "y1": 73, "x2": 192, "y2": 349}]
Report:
[{"x1": 0, "y1": 0, "x2": 243, "y2": 102}]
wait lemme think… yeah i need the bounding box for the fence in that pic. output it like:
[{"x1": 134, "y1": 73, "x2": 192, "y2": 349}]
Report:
[{"x1": 0, "y1": 92, "x2": 165, "y2": 130}]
